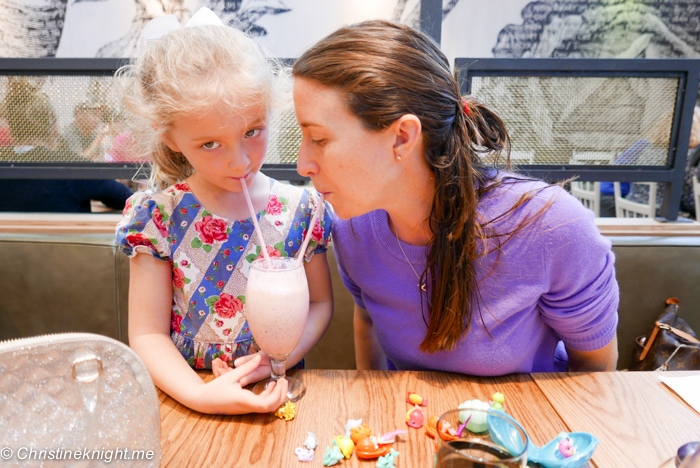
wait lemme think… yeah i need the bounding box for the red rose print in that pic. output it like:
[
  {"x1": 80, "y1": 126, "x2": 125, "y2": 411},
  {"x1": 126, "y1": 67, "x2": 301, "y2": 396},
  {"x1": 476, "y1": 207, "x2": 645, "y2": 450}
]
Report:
[
  {"x1": 215, "y1": 320, "x2": 224, "y2": 327},
  {"x1": 173, "y1": 268, "x2": 186, "y2": 289},
  {"x1": 213, "y1": 293, "x2": 243, "y2": 319},
  {"x1": 195, "y1": 357, "x2": 205, "y2": 369},
  {"x1": 256, "y1": 246, "x2": 281, "y2": 260},
  {"x1": 171, "y1": 312, "x2": 182, "y2": 331},
  {"x1": 123, "y1": 199, "x2": 132, "y2": 214},
  {"x1": 223, "y1": 249, "x2": 230, "y2": 256},
  {"x1": 174, "y1": 182, "x2": 191, "y2": 192},
  {"x1": 181, "y1": 208, "x2": 188, "y2": 214},
  {"x1": 217, "y1": 281, "x2": 225, "y2": 288},
  {"x1": 126, "y1": 233, "x2": 156, "y2": 251},
  {"x1": 265, "y1": 194, "x2": 283, "y2": 215},
  {"x1": 312, "y1": 219, "x2": 324, "y2": 242},
  {"x1": 275, "y1": 220, "x2": 282, "y2": 226},
  {"x1": 194, "y1": 215, "x2": 229, "y2": 244},
  {"x1": 152, "y1": 206, "x2": 168, "y2": 237},
  {"x1": 181, "y1": 260, "x2": 189, "y2": 266},
  {"x1": 223, "y1": 329, "x2": 231, "y2": 336},
  {"x1": 214, "y1": 261, "x2": 219, "y2": 266}
]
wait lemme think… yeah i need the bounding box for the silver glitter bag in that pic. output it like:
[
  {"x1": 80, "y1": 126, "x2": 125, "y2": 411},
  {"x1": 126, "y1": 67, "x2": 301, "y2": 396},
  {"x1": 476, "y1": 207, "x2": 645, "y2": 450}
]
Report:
[{"x1": 0, "y1": 333, "x2": 161, "y2": 467}]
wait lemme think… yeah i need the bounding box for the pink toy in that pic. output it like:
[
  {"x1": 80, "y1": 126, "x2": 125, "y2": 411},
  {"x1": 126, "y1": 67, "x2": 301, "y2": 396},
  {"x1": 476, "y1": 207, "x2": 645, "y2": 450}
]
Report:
[
  {"x1": 376, "y1": 429, "x2": 408, "y2": 444},
  {"x1": 405, "y1": 405, "x2": 424, "y2": 428},
  {"x1": 558, "y1": 437, "x2": 575, "y2": 458}
]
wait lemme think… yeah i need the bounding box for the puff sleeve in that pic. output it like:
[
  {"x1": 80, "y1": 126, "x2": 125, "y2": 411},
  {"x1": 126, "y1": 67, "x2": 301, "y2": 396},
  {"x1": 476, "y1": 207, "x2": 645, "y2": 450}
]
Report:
[
  {"x1": 301, "y1": 190, "x2": 334, "y2": 262},
  {"x1": 115, "y1": 191, "x2": 172, "y2": 261}
]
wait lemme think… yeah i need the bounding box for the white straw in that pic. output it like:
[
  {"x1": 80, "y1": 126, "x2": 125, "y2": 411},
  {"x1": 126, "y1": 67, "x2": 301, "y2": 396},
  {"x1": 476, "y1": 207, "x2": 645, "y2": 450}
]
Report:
[
  {"x1": 240, "y1": 179, "x2": 273, "y2": 269},
  {"x1": 296, "y1": 193, "x2": 325, "y2": 267}
]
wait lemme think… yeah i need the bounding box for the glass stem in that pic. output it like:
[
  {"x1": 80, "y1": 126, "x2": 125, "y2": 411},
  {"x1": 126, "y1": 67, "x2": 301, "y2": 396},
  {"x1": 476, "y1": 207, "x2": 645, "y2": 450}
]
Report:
[{"x1": 270, "y1": 357, "x2": 286, "y2": 381}]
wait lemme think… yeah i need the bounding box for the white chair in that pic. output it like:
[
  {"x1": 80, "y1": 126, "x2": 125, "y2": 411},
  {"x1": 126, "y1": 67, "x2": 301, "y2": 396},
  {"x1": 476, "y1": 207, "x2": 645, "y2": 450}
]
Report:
[
  {"x1": 614, "y1": 182, "x2": 657, "y2": 218},
  {"x1": 570, "y1": 151, "x2": 616, "y2": 165},
  {"x1": 509, "y1": 150, "x2": 535, "y2": 165},
  {"x1": 571, "y1": 181, "x2": 601, "y2": 216},
  {"x1": 693, "y1": 175, "x2": 700, "y2": 221}
]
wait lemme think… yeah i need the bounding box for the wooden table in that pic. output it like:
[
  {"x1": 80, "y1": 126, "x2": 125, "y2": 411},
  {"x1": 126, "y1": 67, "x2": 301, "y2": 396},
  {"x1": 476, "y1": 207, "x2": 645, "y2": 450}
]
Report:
[{"x1": 158, "y1": 370, "x2": 700, "y2": 467}]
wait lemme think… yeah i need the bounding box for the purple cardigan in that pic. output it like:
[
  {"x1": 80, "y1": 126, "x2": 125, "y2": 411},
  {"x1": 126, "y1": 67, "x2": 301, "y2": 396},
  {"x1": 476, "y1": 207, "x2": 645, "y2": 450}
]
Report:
[{"x1": 332, "y1": 177, "x2": 619, "y2": 375}]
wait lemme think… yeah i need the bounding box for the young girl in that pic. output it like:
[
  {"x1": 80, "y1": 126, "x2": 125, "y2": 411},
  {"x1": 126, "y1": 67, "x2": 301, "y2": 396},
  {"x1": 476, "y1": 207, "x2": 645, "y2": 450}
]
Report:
[{"x1": 115, "y1": 9, "x2": 333, "y2": 415}]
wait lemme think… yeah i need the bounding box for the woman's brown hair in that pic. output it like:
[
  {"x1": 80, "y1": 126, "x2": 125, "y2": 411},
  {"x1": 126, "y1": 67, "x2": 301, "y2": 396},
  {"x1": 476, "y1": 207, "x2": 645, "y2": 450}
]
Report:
[{"x1": 293, "y1": 20, "x2": 555, "y2": 353}]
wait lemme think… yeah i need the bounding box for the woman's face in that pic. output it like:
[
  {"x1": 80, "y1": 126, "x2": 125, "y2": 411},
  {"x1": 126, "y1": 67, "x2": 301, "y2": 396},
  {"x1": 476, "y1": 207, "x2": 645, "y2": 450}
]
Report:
[{"x1": 293, "y1": 77, "x2": 398, "y2": 219}]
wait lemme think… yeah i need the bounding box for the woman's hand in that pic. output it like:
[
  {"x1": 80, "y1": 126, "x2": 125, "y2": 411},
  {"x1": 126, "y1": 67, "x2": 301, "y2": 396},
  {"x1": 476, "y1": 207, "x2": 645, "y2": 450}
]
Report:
[
  {"x1": 195, "y1": 354, "x2": 288, "y2": 415},
  {"x1": 213, "y1": 351, "x2": 272, "y2": 386}
]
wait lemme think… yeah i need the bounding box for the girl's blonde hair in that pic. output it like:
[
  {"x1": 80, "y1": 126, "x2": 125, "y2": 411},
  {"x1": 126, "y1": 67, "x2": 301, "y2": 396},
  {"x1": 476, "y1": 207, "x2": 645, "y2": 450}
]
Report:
[{"x1": 116, "y1": 23, "x2": 285, "y2": 190}]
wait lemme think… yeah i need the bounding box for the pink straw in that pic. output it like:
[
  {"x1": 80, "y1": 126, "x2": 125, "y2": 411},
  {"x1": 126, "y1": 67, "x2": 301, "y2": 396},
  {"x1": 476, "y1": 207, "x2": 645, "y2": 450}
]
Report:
[
  {"x1": 296, "y1": 193, "x2": 325, "y2": 267},
  {"x1": 240, "y1": 179, "x2": 273, "y2": 269}
]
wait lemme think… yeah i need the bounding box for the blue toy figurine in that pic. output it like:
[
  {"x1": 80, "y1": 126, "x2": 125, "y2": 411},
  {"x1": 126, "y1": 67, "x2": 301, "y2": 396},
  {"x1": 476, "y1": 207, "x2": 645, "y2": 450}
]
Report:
[
  {"x1": 322, "y1": 441, "x2": 344, "y2": 467},
  {"x1": 376, "y1": 448, "x2": 399, "y2": 468}
]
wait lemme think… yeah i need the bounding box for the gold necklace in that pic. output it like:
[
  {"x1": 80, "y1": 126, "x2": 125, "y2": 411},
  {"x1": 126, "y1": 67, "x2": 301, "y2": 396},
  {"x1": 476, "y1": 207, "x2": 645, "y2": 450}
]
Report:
[{"x1": 393, "y1": 224, "x2": 427, "y2": 292}]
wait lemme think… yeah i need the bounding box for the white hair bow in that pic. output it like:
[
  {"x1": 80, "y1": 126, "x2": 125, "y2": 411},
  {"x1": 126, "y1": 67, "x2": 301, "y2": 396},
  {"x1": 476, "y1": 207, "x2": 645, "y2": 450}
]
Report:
[{"x1": 138, "y1": 7, "x2": 224, "y2": 52}]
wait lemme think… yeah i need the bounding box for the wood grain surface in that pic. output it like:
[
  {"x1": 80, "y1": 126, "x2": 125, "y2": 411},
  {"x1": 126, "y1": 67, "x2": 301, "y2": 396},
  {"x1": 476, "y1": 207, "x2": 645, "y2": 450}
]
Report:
[
  {"x1": 159, "y1": 370, "x2": 583, "y2": 468},
  {"x1": 532, "y1": 371, "x2": 700, "y2": 468}
]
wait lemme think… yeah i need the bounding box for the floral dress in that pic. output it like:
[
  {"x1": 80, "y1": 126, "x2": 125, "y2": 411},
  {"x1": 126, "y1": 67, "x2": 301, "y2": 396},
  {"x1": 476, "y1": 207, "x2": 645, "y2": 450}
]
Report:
[{"x1": 116, "y1": 179, "x2": 333, "y2": 369}]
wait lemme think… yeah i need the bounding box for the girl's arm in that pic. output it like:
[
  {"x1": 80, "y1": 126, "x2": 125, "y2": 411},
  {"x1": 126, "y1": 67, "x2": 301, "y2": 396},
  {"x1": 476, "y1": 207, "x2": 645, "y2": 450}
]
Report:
[
  {"x1": 128, "y1": 253, "x2": 288, "y2": 414},
  {"x1": 354, "y1": 305, "x2": 387, "y2": 370},
  {"x1": 566, "y1": 335, "x2": 619, "y2": 372},
  {"x1": 232, "y1": 252, "x2": 334, "y2": 382}
]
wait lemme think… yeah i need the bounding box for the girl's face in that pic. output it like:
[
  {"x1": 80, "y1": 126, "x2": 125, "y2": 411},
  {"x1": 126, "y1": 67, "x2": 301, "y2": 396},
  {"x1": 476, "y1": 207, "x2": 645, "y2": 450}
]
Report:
[
  {"x1": 162, "y1": 104, "x2": 268, "y2": 195},
  {"x1": 293, "y1": 77, "x2": 398, "y2": 219}
]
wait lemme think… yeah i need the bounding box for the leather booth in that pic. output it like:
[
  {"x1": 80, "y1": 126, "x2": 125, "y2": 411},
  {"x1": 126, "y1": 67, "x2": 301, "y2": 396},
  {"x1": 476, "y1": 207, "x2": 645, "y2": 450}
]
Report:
[{"x1": 1, "y1": 218, "x2": 699, "y2": 371}]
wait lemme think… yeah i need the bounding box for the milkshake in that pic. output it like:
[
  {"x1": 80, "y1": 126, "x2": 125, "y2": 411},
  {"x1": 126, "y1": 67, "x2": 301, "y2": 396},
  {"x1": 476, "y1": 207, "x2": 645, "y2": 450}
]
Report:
[
  {"x1": 245, "y1": 257, "x2": 309, "y2": 357},
  {"x1": 245, "y1": 257, "x2": 310, "y2": 401}
]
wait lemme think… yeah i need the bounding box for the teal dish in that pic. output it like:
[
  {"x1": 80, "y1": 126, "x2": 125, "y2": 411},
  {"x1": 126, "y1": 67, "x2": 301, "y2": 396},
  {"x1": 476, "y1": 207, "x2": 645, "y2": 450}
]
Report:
[{"x1": 487, "y1": 410, "x2": 599, "y2": 468}]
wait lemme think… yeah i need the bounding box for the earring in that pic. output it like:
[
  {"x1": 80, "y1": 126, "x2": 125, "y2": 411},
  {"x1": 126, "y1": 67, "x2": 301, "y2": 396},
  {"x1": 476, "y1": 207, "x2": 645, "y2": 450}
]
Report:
[{"x1": 396, "y1": 155, "x2": 402, "y2": 161}]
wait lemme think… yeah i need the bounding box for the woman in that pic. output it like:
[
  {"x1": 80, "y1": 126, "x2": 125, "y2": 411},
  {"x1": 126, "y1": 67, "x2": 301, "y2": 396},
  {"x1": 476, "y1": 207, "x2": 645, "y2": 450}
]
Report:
[{"x1": 292, "y1": 20, "x2": 619, "y2": 374}]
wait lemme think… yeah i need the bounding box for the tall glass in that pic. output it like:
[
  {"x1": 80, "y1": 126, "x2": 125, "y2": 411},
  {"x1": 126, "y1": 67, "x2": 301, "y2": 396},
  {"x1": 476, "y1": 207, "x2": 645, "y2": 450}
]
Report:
[
  {"x1": 434, "y1": 408, "x2": 528, "y2": 468},
  {"x1": 245, "y1": 257, "x2": 309, "y2": 402}
]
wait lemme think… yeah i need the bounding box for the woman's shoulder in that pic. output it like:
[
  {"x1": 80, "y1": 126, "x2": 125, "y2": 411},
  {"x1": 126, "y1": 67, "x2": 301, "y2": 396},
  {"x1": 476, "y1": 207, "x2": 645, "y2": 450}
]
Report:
[{"x1": 480, "y1": 173, "x2": 592, "y2": 224}]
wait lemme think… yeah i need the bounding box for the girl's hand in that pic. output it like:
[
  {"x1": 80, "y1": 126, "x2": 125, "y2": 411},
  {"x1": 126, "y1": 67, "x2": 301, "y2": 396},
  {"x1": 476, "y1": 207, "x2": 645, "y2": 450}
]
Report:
[
  {"x1": 232, "y1": 351, "x2": 272, "y2": 385},
  {"x1": 196, "y1": 354, "x2": 288, "y2": 414}
]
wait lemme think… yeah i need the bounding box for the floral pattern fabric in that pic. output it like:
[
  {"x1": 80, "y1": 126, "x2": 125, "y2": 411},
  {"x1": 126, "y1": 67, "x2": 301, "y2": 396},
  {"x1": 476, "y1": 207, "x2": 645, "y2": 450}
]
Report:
[{"x1": 116, "y1": 179, "x2": 333, "y2": 369}]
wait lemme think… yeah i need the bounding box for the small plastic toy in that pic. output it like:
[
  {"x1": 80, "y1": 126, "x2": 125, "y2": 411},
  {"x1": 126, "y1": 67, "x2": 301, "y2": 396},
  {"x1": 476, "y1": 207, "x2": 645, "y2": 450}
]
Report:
[
  {"x1": 345, "y1": 418, "x2": 363, "y2": 437},
  {"x1": 376, "y1": 448, "x2": 400, "y2": 468},
  {"x1": 456, "y1": 416, "x2": 471, "y2": 438},
  {"x1": 406, "y1": 391, "x2": 428, "y2": 406},
  {"x1": 334, "y1": 436, "x2": 354, "y2": 458},
  {"x1": 274, "y1": 401, "x2": 296, "y2": 421},
  {"x1": 558, "y1": 435, "x2": 576, "y2": 458},
  {"x1": 375, "y1": 429, "x2": 408, "y2": 444},
  {"x1": 322, "y1": 443, "x2": 343, "y2": 466},
  {"x1": 356, "y1": 437, "x2": 391, "y2": 459},
  {"x1": 350, "y1": 424, "x2": 372, "y2": 444},
  {"x1": 425, "y1": 415, "x2": 459, "y2": 440},
  {"x1": 425, "y1": 415, "x2": 439, "y2": 438},
  {"x1": 303, "y1": 432, "x2": 317, "y2": 451},
  {"x1": 490, "y1": 392, "x2": 506, "y2": 411},
  {"x1": 406, "y1": 404, "x2": 425, "y2": 428},
  {"x1": 295, "y1": 447, "x2": 314, "y2": 462},
  {"x1": 457, "y1": 399, "x2": 490, "y2": 432}
]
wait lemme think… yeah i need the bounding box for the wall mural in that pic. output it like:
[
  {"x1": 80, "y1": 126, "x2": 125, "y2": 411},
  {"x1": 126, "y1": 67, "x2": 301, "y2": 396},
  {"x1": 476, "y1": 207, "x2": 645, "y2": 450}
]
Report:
[
  {"x1": 493, "y1": 1, "x2": 700, "y2": 59},
  {"x1": 0, "y1": 0, "x2": 292, "y2": 58}
]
